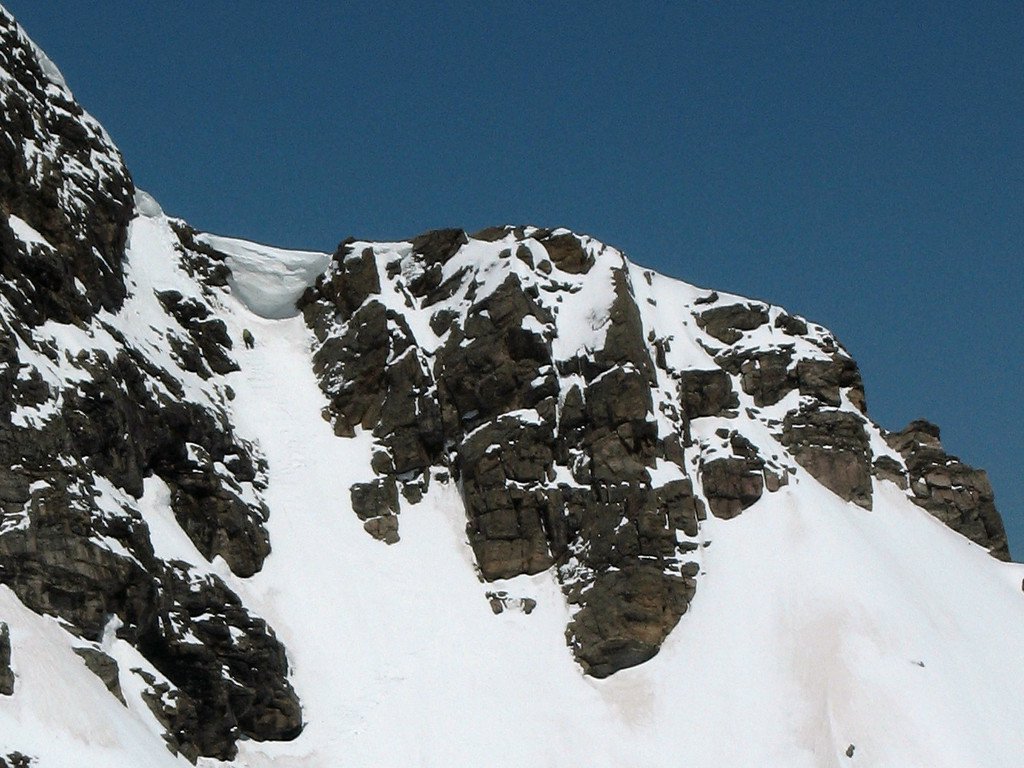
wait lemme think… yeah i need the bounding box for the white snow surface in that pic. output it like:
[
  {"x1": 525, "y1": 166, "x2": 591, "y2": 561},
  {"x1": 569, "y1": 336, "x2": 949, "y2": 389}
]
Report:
[
  {"x1": 1, "y1": 210, "x2": 1023, "y2": 767},
  {"x1": 197, "y1": 232, "x2": 330, "y2": 319}
]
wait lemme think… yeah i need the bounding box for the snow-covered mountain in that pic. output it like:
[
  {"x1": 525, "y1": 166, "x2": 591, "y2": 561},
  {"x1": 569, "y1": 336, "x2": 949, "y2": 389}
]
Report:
[{"x1": 1, "y1": 7, "x2": 1022, "y2": 767}]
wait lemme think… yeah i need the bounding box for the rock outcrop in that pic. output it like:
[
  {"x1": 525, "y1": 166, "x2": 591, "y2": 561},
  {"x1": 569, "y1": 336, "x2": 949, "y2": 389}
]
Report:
[
  {"x1": 0, "y1": 7, "x2": 1014, "y2": 754},
  {"x1": 0, "y1": 622, "x2": 13, "y2": 695},
  {"x1": 886, "y1": 420, "x2": 1009, "y2": 560},
  {"x1": 0, "y1": 12, "x2": 300, "y2": 759}
]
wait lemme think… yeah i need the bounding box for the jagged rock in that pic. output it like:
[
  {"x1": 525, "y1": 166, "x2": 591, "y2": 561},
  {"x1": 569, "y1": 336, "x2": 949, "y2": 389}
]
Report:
[
  {"x1": 363, "y1": 515, "x2": 400, "y2": 545},
  {"x1": 486, "y1": 591, "x2": 537, "y2": 615},
  {"x1": 0, "y1": 13, "x2": 134, "y2": 327},
  {"x1": 169, "y1": 221, "x2": 232, "y2": 287},
  {"x1": 166, "y1": 475, "x2": 270, "y2": 579},
  {"x1": 567, "y1": 565, "x2": 695, "y2": 678},
  {"x1": 376, "y1": 348, "x2": 444, "y2": 475},
  {"x1": 0, "y1": 53, "x2": 285, "y2": 751},
  {"x1": 595, "y1": 269, "x2": 652, "y2": 375},
  {"x1": 700, "y1": 434, "x2": 765, "y2": 519},
  {"x1": 886, "y1": 420, "x2": 1009, "y2": 560},
  {"x1": 351, "y1": 478, "x2": 400, "y2": 544},
  {"x1": 459, "y1": 417, "x2": 555, "y2": 579},
  {"x1": 436, "y1": 273, "x2": 556, "y2": 429},
  {"x1": 156, "y1": 290, "x2": 238, "y2": 376},
  {"x1": 0, "y1": 482, "x2": 158, "y2": 640},
  {"x1": 536, "y1": 230, "x2": 593, "y2": 274},
  {"x1": 133, "y1": 667, "x2": 201, "y2": 763},
  {"x1": 310, "y1": 243, "x2": 380, "y2": 320},
  {"x1": 677, "y1": 369, "x2": 738, "y2": 419},
  {"x1": 782, "y1": 409, "x2": 873, "y2": 509},
  {"x1": 872, "y1": 455, "x2": 908, "y2": 489},
  {"x1": 73, "y1": 647, "x2": 125, "y2": 704},
  {"x1": 584, "y1": 366, "x2": 657, "y2": 483},
  {"x1": 0, "y1": 622, "x2": 13, "y2": 695},
  {"x1": 774, "y1": 312, "x2": 808, "y2": 336},
  {"x1": 734, "y1": 349, "x2": 796, "y2": 407},
  {"x1": 0, "y1": 753, "x2": 32, "y2": 768},
  {"x1": 406, "y1": 228, "x2": 468, "y2": 297},
  {"x1": 696, "y1": 303, "x2": 769, "y2": 344},
  {"x1": 138, "y1": 564, "x2": 303, "y2": 760},
  {"x1": 796, "y1": 356, "x2": 864, "y2": 411}
]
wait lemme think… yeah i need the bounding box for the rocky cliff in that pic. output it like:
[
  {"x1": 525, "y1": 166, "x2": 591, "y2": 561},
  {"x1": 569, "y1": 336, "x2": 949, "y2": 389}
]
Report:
[{"x1": 0, "y1": 6, "x2": 1020, "y2": 767}]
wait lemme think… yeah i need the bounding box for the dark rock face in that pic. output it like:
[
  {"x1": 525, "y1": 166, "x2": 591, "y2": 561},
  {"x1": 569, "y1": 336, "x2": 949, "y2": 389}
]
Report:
[
  {"x1": 886, "y1": 420, "x2": 1009, "y2": 560},
  {"x1": 872, "y1": 455, "x2": 908, "y2": 489},
  {"x1": 0, "y1": 12, "x2": 133, "y2": 326},
  {"x1": 0, "y1": 19, "x2": 301, "y2": 757},
  {"x1": 138, "y1": 565, "x2": 303, "y2": 758},
  {"x1": 781, "y1": 408, "x2": 873, "y2": 509},
  {"x1": 73, "y1": 647, "x2": 124, "y2": 704},
  {"x1": 568, "y1": 565, "x2": 695, "y2": 678},
  {"x1": 0, "y1": 4, "x2": 1013, "y2": 728},
  {"x1": 301, "y1": 222, "x2": 1013, "y2": 679},
  {"x1": 696, "y1": 303, "x2": 769, "y2": 344},
  {"x1": 302, "y1": 228, "x2": 700, "y2": 676},
  {"x1": 701, "y1": 434, "x2": 765, "y2": 520},
  {"x1": 0, "y1": 622, "x2": 13, "y2": 695},
  {"x1": 536, "y1": 229, "x2": 594, "y2": 274}
]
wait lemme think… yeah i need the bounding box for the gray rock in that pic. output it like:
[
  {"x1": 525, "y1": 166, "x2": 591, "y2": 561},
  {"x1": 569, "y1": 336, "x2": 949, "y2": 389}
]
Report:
[
  {"x1": 696, "y1": 303, "x2": 769, "y2": 344},
  {"x1": 0, "y1": 623, "x2": 13, "y2": 695}
]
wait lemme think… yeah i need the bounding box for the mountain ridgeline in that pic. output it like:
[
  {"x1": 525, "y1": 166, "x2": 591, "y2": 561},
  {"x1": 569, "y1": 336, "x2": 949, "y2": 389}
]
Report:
[{"x1": 0, "y1": 6, "x2": 1017, "y2": 767}]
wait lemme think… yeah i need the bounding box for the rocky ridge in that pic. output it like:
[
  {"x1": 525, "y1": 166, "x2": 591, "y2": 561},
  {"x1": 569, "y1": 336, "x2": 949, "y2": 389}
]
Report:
[
  {"x1": 0, "y1": 4, "x2": 1015, "y2": 764},
  {"x1": 296, "y1": 223, "x2": 1010, "y2": 679},
  {"x1": 0, "y1": 10, "x2": 299, "y2": 761}
]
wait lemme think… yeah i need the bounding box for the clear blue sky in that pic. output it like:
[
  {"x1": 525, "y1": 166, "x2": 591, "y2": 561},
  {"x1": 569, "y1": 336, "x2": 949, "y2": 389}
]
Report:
[{"x1": 8, "y1": 2, "x2": 1022, "y2": 557}]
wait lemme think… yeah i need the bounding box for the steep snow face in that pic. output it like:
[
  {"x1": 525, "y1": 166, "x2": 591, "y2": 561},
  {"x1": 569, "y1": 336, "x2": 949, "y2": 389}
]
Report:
[{"x1": 198, "y1": 230, "x2": 1024, "y2": 767}]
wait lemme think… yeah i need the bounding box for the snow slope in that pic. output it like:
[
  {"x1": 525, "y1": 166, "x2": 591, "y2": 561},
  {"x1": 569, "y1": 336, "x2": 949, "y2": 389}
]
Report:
[
  {"x1": 2, "y1": 4, "x2": 1021, "y2": 765},
  {"x1": 200, "y1": 226, "x2": 1023, "y2": 767},
  {"x1": 2, "y1": 197, "x2": 1022, "y2": 767}
]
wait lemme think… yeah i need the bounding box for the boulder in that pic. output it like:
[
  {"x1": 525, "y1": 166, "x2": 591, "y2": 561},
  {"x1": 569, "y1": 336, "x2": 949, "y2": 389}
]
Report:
[{"x1": 696, "y1": 303, "x2": 769, "y2": 344}]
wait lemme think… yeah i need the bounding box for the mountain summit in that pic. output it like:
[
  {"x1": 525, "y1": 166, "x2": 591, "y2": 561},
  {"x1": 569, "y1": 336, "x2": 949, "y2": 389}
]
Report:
[{"x1": 1, "y1": 7, "x2": 1022, "y2": 767}]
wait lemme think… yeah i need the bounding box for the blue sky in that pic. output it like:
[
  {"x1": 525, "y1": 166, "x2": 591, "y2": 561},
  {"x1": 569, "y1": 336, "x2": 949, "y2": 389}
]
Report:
[{"x1": 8, "y1": 2, "x2": 1022, "y2": 556}]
